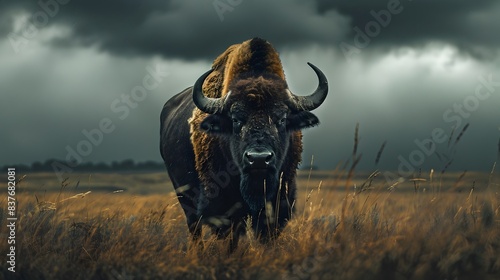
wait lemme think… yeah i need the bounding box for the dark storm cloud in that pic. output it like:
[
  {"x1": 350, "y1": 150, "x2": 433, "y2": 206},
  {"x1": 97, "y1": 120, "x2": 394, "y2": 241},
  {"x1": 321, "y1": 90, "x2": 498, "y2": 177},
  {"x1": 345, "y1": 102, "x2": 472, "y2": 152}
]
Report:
[
  {"x1": 318, "y1": 0, "x2": 500, "y2": 58},
  {"x1": 0, "y1": 0, "x2": 348, "y2": 59},
  {"x1": 2, "y1": 0, "x2": 499, "y2": 60}
]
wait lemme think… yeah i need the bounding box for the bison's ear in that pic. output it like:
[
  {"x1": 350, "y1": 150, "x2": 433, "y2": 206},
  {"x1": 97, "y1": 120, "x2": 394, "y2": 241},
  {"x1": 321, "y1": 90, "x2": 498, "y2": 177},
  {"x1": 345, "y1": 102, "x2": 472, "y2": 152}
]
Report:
[
  {"x1": 200, "y1": 115, "x2": 231, "y2": 134},
  {"x1": 287, "y1": 111, "x2": 320, "y2": 131}
]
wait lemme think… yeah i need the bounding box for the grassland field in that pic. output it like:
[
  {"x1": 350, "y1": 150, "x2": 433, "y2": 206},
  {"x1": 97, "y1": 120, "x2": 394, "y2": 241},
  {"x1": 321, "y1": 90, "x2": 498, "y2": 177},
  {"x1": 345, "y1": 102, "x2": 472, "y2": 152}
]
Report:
[{"x1": 1, "y1": 169, "x2": 499, "y2": 279}]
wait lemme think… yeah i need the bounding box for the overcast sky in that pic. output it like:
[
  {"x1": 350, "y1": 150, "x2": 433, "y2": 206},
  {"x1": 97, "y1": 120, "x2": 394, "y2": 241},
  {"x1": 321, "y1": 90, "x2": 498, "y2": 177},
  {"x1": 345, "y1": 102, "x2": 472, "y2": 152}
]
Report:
[{"x1": 1, "y1": 0, "x2": 499, "y2": 174}]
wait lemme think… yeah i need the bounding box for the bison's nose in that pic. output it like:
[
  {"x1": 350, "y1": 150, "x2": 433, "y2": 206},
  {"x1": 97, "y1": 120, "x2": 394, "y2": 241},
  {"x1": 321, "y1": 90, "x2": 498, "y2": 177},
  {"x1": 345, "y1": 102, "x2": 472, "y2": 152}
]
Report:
[{"x1": 244, "y1": 149, "x2": 274, "y2": 169}]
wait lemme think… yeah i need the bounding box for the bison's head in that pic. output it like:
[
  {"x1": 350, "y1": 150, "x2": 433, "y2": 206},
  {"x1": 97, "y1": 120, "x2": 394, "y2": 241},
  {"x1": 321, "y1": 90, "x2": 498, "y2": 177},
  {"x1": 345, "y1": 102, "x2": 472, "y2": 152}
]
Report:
[{"x1": 193, "y1": 63, "x2": 328, "y2": 212}]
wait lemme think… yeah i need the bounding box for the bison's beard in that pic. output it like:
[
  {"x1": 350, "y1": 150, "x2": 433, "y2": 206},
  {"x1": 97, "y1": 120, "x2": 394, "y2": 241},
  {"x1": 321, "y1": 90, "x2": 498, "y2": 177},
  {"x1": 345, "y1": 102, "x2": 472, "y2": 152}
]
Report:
[{"x1": 240, "y1": 171, "x2": 279, "y2": 213}]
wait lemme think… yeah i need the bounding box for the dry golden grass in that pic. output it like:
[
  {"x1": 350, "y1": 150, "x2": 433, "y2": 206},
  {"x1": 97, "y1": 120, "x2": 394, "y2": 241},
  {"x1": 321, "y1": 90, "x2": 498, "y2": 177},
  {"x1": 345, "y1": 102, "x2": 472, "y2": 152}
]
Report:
[
  {"x1": 6, "y1": 171, "x2": 172, "y2": 194},
  {"x1": 1, "y1": 170, "x2": 500, "y2": 279}
]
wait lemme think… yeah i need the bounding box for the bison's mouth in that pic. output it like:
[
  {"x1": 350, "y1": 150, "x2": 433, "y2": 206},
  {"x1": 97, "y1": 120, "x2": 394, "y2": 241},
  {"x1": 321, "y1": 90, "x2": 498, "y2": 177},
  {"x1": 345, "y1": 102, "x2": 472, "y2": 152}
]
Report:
[
  {"x1": 248, "y1": 168, "x2": 271, "y2": 173},
  {"x1": 244, "y1": 166, "x2": 277, "y2": 174}
]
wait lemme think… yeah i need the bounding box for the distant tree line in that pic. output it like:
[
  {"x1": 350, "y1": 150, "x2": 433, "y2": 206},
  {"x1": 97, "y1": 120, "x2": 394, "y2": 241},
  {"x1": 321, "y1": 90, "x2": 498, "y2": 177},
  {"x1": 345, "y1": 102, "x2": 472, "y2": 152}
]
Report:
[
  {"x1": 3, "y1": 160, "x2": 321, "y2": 173},
  {"x1": 2, "y1": 159, "x2": 166, "y2": 173}
]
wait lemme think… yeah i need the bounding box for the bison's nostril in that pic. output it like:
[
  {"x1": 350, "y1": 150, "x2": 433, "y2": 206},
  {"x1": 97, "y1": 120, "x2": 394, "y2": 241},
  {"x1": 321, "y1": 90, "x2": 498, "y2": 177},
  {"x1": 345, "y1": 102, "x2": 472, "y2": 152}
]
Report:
[
  {"x1": 245, "y1": 150, "x2": 274, "y2": 167},
  {"x1": 265, "y1": 152, "x2": 274, "y2": 164},
  {"x1": 245, "y1": 152, "x2": 254, "y2": 164}
]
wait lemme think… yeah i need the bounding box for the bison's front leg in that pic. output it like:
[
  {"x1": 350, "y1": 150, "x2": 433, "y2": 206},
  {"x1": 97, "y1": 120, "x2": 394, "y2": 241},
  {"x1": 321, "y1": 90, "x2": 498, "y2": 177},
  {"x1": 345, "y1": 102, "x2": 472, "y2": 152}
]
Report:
[
  {"x1": 188, "y1": 221, "x2": 203, "y2": 250},
  {"x1": 227, "y1": 222, "x2": 244, "y2": 254},
  {"x1": 252, "y1": 196, "x2": 294, "y2": 243}
]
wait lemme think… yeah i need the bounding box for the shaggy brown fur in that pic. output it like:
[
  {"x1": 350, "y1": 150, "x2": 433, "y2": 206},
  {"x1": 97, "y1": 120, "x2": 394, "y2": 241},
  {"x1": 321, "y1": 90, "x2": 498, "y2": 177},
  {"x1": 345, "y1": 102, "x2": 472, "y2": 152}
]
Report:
[
  {"x1": 230, "y1": 76, "x2": 287, "y2": 107},
  {"x1": 188, "y1": 38, "x2": 303, "y2": 189}
]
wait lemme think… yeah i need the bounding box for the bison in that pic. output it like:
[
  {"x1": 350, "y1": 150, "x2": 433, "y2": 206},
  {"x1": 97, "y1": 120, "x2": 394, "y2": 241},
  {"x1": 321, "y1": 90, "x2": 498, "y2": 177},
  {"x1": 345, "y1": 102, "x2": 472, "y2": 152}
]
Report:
[{"x1": 160, "y1": 38, "x2": 328, "y2": 252}]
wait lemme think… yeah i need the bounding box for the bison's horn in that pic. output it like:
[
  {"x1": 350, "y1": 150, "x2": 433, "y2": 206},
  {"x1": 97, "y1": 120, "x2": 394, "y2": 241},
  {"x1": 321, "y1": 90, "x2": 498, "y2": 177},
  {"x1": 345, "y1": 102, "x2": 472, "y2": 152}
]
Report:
[
  {"x1": 192, "y1": 69, "x2": 223, "y2": 114},
  {"x1": 287, "y1": 62, "x2": 328, "y2": 111}
]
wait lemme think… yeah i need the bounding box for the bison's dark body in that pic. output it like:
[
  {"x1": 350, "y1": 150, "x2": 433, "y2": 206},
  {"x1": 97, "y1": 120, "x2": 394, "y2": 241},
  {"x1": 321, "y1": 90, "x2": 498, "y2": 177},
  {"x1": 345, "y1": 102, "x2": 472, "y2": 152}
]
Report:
[
  {"x1": 160, "y1": 87, "x2": 201, "y2": 232},
  {"x1": 160, "y1": 87, "x2": 256, "y2": 238},
  {"x1": 160, "y1": 38, "x2": 328, "y2": 251},
  {"x1": 160, "y1": 87, "x2": 295, "y2": 244}
]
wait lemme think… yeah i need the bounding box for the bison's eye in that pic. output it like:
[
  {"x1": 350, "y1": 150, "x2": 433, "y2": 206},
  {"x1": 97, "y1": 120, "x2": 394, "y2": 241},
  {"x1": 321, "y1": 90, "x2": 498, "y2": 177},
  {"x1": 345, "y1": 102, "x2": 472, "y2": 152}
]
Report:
[
  {"x1": 277, "y1": 116, "x2": 286, "y2": 127},
  {"x1": 232, "y1": 118, "x2": 242, "y2": 128}
]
